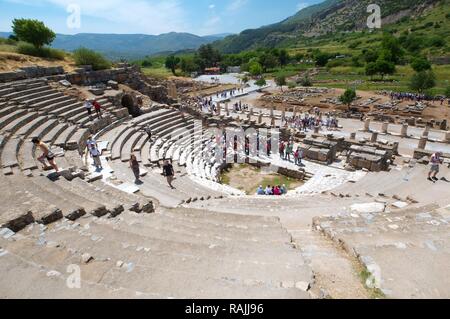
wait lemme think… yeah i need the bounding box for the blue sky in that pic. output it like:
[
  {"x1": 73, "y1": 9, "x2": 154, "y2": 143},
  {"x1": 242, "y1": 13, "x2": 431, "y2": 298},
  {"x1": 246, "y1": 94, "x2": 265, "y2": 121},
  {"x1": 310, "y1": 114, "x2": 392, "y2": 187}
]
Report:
[{"x1": 0, "y1": 0, "x2": 323, "y2": 36}]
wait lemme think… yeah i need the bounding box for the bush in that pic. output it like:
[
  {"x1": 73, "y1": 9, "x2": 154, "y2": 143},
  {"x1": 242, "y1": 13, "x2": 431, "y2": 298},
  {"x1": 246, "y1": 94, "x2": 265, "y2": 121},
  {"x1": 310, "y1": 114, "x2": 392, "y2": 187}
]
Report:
[
  {"x1": 445, "y1": 86, "x2": 450, "y2": 98},
  {"x1": 73, "y1": 47, "x2": 111, "y2": 70},
  {"x1": 17, "y1": 43, "x2": 65, "y2": 60},
  {"x1": 287, "y1": 82, "x2": 296, "y2": 89},
  {"x1": 298, "y1": 76, "x2": 312, "y2": 87}
]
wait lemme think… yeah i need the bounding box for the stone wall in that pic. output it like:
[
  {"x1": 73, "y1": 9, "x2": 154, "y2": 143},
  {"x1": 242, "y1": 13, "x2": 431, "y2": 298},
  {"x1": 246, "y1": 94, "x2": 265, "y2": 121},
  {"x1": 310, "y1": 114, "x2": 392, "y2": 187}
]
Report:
[{"x1": 0, "y1": 66, "x2": 64, "y2": 83}]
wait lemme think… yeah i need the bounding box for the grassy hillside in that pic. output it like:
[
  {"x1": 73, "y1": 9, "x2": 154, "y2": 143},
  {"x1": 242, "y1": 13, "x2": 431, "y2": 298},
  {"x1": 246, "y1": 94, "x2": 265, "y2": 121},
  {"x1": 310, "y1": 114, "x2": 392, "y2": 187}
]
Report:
[{"x1": 215, "y1": 0, "x2": 443, "y2": 53}]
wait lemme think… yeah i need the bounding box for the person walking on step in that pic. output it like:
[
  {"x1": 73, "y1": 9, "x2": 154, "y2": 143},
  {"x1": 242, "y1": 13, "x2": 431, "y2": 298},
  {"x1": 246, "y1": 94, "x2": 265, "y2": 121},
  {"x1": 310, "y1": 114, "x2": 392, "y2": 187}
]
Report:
[
  {"x1": 32, "y1": 138, "x2": 59, "y2": 172},
  {"x1": 92, "y1": 99, "x2": 103, "y2": 120},
  {"x1": 129, "y1": 154, "x2": 141, "y2": 184},
  {"x1": 84, "y1": 99, "x2": 93, "y2": 121},
  {"x1": 144, "y1": 125, "x2": 152, "y2": 141},
  {"x1": 89, "y1": 143, "x2": 102, "y2": 171},
  {"x1": 428, "y1": 151, "x2": 443, "y2": 183},
  {"x1": 162, "y1": 160, "x2": 175, "y2": 189}
]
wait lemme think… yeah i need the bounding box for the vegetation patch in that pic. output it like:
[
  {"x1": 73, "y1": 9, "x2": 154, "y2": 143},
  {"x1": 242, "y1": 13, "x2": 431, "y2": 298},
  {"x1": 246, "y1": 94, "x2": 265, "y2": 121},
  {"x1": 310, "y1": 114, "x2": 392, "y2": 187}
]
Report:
[{"x1": 220, "y1": 164, "x2": 303, "y2": 195}]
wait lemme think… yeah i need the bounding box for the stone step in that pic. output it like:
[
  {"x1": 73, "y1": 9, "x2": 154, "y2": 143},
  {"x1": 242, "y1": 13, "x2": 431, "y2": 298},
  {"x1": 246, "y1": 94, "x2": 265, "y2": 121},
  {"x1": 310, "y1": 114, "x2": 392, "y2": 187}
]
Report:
[
  {"x1": 3, "y1": 112, "x2": 41, "y2": 137},
  {"x1": 0, "y1": 174, "x2": 63, "y2": 230},
  {"x1": 2, "y1": 85, "x2": 49, "y2": 99},
  {"x1": 9, "y1": 87, "x2": 54, "y2": 102},
  {"x1": 54, "y1": 125, "x2": 78, "y2": 148},
  {"x1": 21, "y1": 92, "x2": 64, "y2": 106},
  {"x1": 43, "y1": 99, "x2": 79, "y2": 115},
  {"x1": 31, "y1": 95, "x2": 73, "y2": 110},
  {"x1": 111, "y1": 128, "x2": 137, "y2": 160},
  {"x1": 35, "y1": 218, "x2": 311, "y2": 288},
  {"x1": 1, "y1": 138, "x2": 22, "y2": 168},
  {"x1": 0, "y1": 110, "x2": 32, "y2": 132},
  {"x1": 14, "y1": 116, "x2": 49, "y2": 137},
  {"x1": 56, "y1": 104, "x2": 85, "y2": 120},
  {"x1": 121, "y1": 132, "x2": 145, "y2": 162},
  {"x1": 53, "y1": 178, "x2": 122, "y2": 217},
  {"x1": 0, "y1": 246, "x2": 151, "y2": 298},
  {"x1": 0, "y1": 233, "x2": 308, "y2": 299},
  {"x1": 43, "y1": 123, "x2": 69, "y2": 145}
]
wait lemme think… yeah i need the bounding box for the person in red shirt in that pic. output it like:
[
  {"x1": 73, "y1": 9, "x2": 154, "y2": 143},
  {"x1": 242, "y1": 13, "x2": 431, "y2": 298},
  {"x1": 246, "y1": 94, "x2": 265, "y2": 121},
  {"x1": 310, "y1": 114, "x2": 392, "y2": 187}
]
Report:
[
  {"x1": 273, "y1": 186, "x2": 281, "y2": 196},
  {"x1": 92, "y1": 100, "x2": 103, "y2": 119}
]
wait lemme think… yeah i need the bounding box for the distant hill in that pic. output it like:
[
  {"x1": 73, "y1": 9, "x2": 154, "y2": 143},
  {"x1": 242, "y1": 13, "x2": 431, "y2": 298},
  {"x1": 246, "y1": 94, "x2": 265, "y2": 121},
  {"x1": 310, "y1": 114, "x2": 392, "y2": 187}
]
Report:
[
  {"x1": 214, "y1": 0, "x2": 441, "y2": 53},
  {"x1": 0, "y1": 31, "x2": 231, "y2": 60}
]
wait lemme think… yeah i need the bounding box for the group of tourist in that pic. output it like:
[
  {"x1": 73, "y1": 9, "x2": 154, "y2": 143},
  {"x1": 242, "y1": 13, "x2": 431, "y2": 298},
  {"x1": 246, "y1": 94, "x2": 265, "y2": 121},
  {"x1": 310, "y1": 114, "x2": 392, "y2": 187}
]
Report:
[
  {"x1": 216, "y1": 87, "x2": 244, "y2": 99},
  {"x1": 84, "y1": 98, "x2": 105, "y2": 120},
  {"x1": 279, "y1": 141, "x2": 304, "y2": 166},
  {"x1": 281, "y1": 113, "x2": 339, "y2": 132},
  {"x1": 380, "y1": 90, "x2": 449, "y2": 104},
  {"x1": 256, "y1": 185, "x2": 288, "y2": 196}
]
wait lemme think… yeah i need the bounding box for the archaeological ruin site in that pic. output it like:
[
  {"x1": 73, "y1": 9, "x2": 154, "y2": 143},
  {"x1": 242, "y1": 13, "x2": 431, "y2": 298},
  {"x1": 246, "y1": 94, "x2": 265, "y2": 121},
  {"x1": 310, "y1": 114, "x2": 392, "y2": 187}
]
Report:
[
  {"x1": 0, "y1": 63, "x2": 448, "y2": 300},
  {"x1": 0, "y1": 0, "x2": 449, "y2": 301}
]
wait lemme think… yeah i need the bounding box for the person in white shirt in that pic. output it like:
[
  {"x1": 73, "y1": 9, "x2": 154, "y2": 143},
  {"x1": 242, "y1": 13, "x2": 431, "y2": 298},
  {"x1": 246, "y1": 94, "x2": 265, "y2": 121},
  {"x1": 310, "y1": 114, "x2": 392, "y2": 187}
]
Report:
[
  {"x1": 89, "y1": 144, "x2": 102, "y2": 170},
  {"x1": 428, "y1": 152, "x2": 443, "y2": 182}
]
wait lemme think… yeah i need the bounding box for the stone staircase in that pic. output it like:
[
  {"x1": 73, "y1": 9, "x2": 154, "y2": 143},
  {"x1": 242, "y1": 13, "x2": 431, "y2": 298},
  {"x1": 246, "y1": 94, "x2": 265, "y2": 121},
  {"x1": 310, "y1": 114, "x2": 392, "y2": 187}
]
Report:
[{"x1": 0, "y1": 207, "x2": 313, "y2": 299}]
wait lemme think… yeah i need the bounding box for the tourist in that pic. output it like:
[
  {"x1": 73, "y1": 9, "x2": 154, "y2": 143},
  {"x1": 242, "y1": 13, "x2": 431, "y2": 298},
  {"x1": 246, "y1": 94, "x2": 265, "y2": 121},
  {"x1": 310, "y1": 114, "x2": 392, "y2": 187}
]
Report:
[
  {"x1": 428, "y1": 152, "x2": 443, "y2": 182},
  {"x1": 84, "y1": 99, "x2": 93, "y2": 120},
  {"x1": 92, "y1": 100, "x2": 103, "y2": 119},
  {"x1": 280, "y1": 184, "x2": 287, "y2": 195},
  {"x1": 285, "y1": 142, "x2": 293, "y2": 161},
  {"x1": 32, "y1": 138, "x2": 59, "y2": 172},
  {"x1": 86, "y1": 135, "x2": 97, "y2": 149},
  {"x1": 256, "y1": 185, "x2": 265, "y2": 195},
  {"x1": 144, "y1": 125, "x2": 152, "y2": 141},
  {"x1": 89, "y1": 143, "x2": 102, "y2": 170},
  {"x1": 273, "y1": 186, "x2": 281, "y2": 196},
  {"x1": 265, "y1": 185, "x2": 273, "y2": 195},
  {"x1": 279, "y1": 142, "x2": 285, "y2": 159},
  {"x1": 129, "y1": 154, "x2": 141, "y2": 184},
  {"x1": 163, "y1": 160, "x2": 175, "y2": 189}
]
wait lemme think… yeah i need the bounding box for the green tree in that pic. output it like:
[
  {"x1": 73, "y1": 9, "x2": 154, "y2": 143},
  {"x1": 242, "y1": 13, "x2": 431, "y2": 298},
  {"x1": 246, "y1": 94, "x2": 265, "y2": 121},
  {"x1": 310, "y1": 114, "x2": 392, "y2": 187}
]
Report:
[
  {"x1": 275, "y1": 75, "x2": 287, "y2": 91},
  {"x1": 315, "y1": 52, "x2": 330, "y2": 67},
  {"x1": 445, "y1": 86, "x2": 450, "y2": 98},
  {"x1": 73, "y1": 47, "x2": 111, "y2": 71},
  {"x1": 255, "y1": 78, "x2": 267, "y2": 88},
  {"x1": 410, "y1": 71, "x2": 436, "y2": 93},
  {"x1": 180, "y1": 57, "x2": 199, "y2": 74},
  {"x1": 278, "y1": 49, "x2": 290, "y2": 66},
  {"x1": 340, "y1": 88, "x2": 357, "y2": 110},
  {"x1": 259, "y1": 53, "x2": 279, "y2": 72},
  {"x1": 381, "y1": 33, "x2": 403, "y2": 64},
  {"x1": 363, "y1": 49, "x2": 379, "y2": 63},
  {"x1": 12, "y1": 18, "x2": 55, "y2": 48},
  {"x1": 165, "y1": 55, "x2": 180, "y2": 75},
  {"x1": 249, "y1": 61, "x2": 263, "y2": 76},
  {"x1": 366, "y1": 58, "x2": 396, "y2": 80},
  {"x1": 411, "y1": 57, "x2": 431, "y2": 73}
]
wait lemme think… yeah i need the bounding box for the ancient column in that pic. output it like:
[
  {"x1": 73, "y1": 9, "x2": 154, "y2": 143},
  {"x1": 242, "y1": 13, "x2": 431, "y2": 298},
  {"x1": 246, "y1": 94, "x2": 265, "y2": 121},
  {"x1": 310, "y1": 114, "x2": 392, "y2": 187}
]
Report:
[
  {"x1": 422, "y1": 126, "x2": 430, "y2": 138},
  {"x1": 418, "y1": 137, "x2": 427, "y2": 150},
  {"x1": 445, "y1": 131, "x2": 450, "y2": 143},
  {"x1": 225, "y1": 102, "x2": 229, "y2": 116},
  {"x1": 216, "y1": 102, "x2": 221, "y2": 116},
  {"x1": 401, "y1": 124, "x2": 408, "y2": 137},
  {"x1": 350, "y1": 132, "x2": 356, "y2": 140},
  {"x1": 271, "y1": 116, "x2": 276, "y2": 127},
  {"x1": 364, "y1": 118, "x2": 371, "y2": 132},
  {"x1": 314, "y1": 126, "x2": 320, "y2": 134},
  {"x1": 410, "y1": 117, "x2": 416, "y2": 127},
  {"x1": 258, "y1": 112, "x2": 263, "y2": 124},
  {"x1": 382, "y1": 122, "x2": 389, "y2": 134},
  {"x1": 270, "y1": 106, "x2": 274, "y2": 118},
  {"x1": 371, "y1": 132, "x2": 378, "y2": 143},
  {"x1": 281, "y1": 110, "x2": 286, "y2": 119}
]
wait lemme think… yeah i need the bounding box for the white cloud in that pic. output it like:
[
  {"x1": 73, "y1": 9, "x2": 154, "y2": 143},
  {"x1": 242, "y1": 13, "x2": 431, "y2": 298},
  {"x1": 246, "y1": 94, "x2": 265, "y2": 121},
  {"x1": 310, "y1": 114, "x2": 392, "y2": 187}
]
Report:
[
  {"x1": 5, "y1": 0, "x2": 189, "y2": 34},
  {"x1": 227, "y1": 0, "x2": 248, "y2": 12}
]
